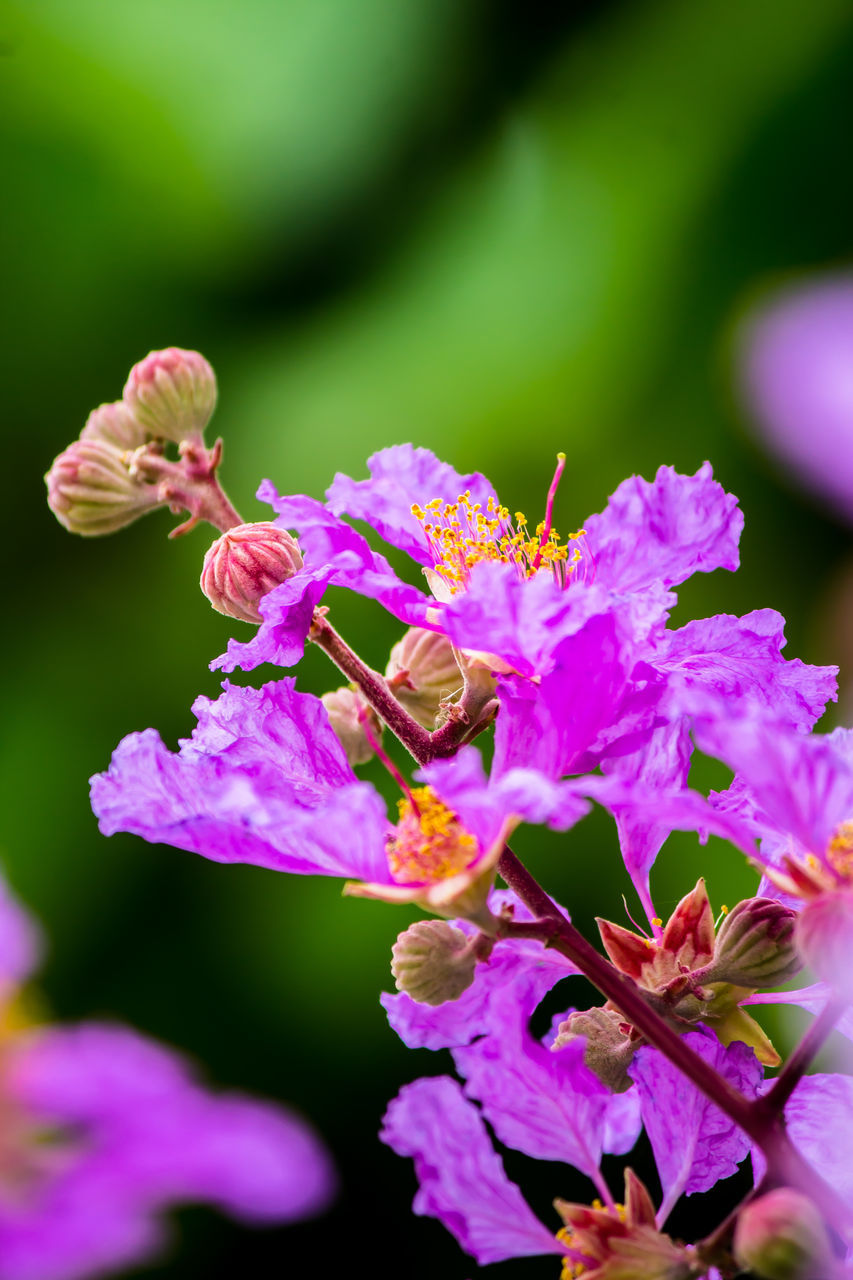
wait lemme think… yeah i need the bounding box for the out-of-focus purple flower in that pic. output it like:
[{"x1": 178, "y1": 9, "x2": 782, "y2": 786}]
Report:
[
  {"x1": 741, "y1": 275, "x2": 853, "y2": 521},
  {"x1": 628, "y1": 1033, "x2": 763, "y2": 1225},
  {"x1": 688, "y1": 706, "x2": 853, "y2": 997},
  {"x1": 777, "y1": 1073, "x2": 853, "y2": 1205},
  {"x1": 0, "y1": 878, "x2": 334, "y2": 1280},
  {"x1": 90, "y1": 679, "x2": 595, "y2": 920}
]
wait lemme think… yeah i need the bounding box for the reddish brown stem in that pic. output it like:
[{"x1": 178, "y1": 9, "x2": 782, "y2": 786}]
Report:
[{"x1": 757, "y1": 997, "x2": 845, "y2": 1119}]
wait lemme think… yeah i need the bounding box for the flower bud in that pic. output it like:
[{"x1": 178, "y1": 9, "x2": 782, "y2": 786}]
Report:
[
  {"x1": 123, "y1": 347, "x2": 217, "y2": 444},
  {"x1": 80, "y1": 401, "x2": 147, "y2": 452},
  {"x1": 552, "y1": 1007, "x2": 635, "y2": 1092},
  {"x1": 390, "y1": 920, "x2": 476, "y2": 1005},
  {"x1": 320, "y1": 687, "x2": 380, "y2": 767},
  {"x1": 796, "y1": 890, "x2": 853, "y2": 1001},
  {"x1": 733, "y1": 1189, "x2": 832, "y2": 1280},
  {"x1": 707, "y1": 897, "x2": 802, "y2": 988},
  {"x1": 45, "y1": 438, "x2": 160, "y2": 536},
  {"x1": 200, "y1": 522, "x2": 304, "y2": 624},
  {"x1": 386, "y1": 628, "x2": 462, "y2": 729}
]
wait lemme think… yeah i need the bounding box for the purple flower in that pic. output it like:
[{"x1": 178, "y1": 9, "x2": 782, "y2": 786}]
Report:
[
  {"x1": 628, "y1": 1033, "x2": 763, "y2": 1224},
  {"x1": 216, "y1": 450, "x2": 744, "y2": 686},
  {"x1": 741, "y1": 275, "x2": 853, "y2": 521},
  {"x1": 0, "y1": 878, "x2": 334, "y2": 1280},
  {"x1": 91, "y1": 678, "x2": 594, "y2": 920}
]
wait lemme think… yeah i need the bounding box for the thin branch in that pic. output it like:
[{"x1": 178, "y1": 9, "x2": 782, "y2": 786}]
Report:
[
  {"x1": 758, "y1": 996, "x2": 846, "y2": 1119},
  {"x1": 309, "y1": 613, "x2": 433, "y2": 763}
]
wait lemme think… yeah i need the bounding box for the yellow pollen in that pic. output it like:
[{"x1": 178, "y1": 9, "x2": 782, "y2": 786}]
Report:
[
  {"x1": 650, "y1": 917, "x2": 662, "y2": 927},
  {"x1": 386, "y1": 787, "x2": 477, "y2": 884},
  {"x1": 828, "y1": 821, "x2": 853, "y2": 881},
  {"x1": 410, "y1": 489, "x2": 585, "y2": 595},
  {"x1": 557, "y1": 1204, "x2": 627, "y2": 1278}
]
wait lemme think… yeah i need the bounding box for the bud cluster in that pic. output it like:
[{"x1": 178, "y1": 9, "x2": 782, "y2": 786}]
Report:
[{"x1": 46, "y1": 348, "x2": 221, "y2": 538}]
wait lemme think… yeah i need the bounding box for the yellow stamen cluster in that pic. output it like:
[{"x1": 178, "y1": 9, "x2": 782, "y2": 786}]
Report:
[
  {"x1": 411, "y1": 491, "x2": 585, "y2": 596},
  {"x1": 386, "y1": 787, "x2": 477, "y2": 884},
  {"x1": 557, "y1": 1203, "x2": 627, "y2": 1279},
  {"x1": 828, "y1": 821, "x2": 853, "y2": 880}
]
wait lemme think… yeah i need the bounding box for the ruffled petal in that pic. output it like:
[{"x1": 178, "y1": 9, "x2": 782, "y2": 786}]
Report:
[
  {"x1": 212, "y1": 563, "x2": 334, "y2": 674},
  {"x1": 420, "y1": 746, "x2": 589, "y2": 851},
  {"x1": 696, "y1": 712, "x2": 853, "y2": 863},
  {"x1": 583, "y1": 463, "x2": 743, "y2": 594},
  {"x1": 90, "y1": 680, "x2": 391, "y2": 881},
  {"x1": 628, "y1": 1034, "x2": 762, "y2": 1223},
  {"x1": 380, "y1": 1076, "x2": 560, "y2": 1265},
  {"x1": 452, "y1": 979, "x2": 640, "y2": 1176},
  {"x1": 326, "y1": 446, "x2": 496, "y2": 566}
]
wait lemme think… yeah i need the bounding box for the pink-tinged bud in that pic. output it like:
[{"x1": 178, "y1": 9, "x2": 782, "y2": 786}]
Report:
[
  {"x1": 796, "y1": 890, "x2": 853, "y2": 1000},
  {"x1": 707, "y1": 897, "x2": 802, "y2": 988},
  {"x1": 733, "y1": 1189, "x2": 832, "y2": 1280},
  {"x1": 660, "y1": 878, "x2": 715, "y2": 970},
  {"x1": 200, "y1": 522, "x2": 303, "y2": 624},
  {"x1": 80, "y1": 400, "x2": 147, "y2": 452},
  {"x1": 552, "y1": 1006, "x2": 635, "y2": 1092},
  {"x1": 45, "y1": 438, "x2": 161, "y2": 536},
  {"x1": 386, "y1": 627, "x2": 462, "y2": 729},
  {"x1": 320, "y1": 687, "x2": 381, "y2": 767},
  {"x1": 390, "y1": 920, "x2": 476, "y2": 1005},
  {"x1": 123, "y1": 347, "x2": 217, "y2": 444}
]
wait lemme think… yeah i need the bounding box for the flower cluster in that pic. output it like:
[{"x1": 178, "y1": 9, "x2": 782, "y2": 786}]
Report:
[{"x1": 48, "y1": 348, "x2": 853, "y2": 1279}]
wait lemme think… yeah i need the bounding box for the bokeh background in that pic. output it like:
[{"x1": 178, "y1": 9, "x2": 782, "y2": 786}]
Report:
[{"x1": 4, "y1": 0, "x2": 853, "y2": 1275}]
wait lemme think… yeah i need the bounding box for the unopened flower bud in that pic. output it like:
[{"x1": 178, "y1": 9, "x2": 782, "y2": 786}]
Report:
[
  {"x1": 552, "y1": 1007, "x2": 635, "y2": 1092},
  {"x1": 386, "y1": 628, "x2": 462, "y2": 729},
  {"x1": 80, "y1": 401, "x2": 147, "y2": 452},
  {"x1": 123, "y1": 347, "x2": 217, "y2": 444},
  {"x1": 45, "y1": 438, "x2": 160, "y2": 536},
  {"x1": 200, "y1": 522, "x2": 303, "y2": 624},
  {"x1": 707, "y1": 897, "x2": 802, "y2": 988},
  {"x1": 733, "y1": 1189, "x2": 832, "y2": 1280},
  {"x1": 796, "y1": 891, "x2": 853, "y2": 1000},
  {"x1": 320, "y1": 687, "x2": 381, "y2": 767},
  {"x1": 390, "y1": 920, "x2": 476, "y2": 1005}
]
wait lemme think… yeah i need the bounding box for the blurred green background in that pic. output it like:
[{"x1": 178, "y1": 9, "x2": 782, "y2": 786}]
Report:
[{"x1": 4, "y1": 0, "x2": 853, "y2": 1274}]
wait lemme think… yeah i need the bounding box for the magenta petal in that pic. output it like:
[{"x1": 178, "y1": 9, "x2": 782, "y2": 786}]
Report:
[
  {"x1": 655, "y1": 610, "x2": 837, "y2": 731},
  {"x1": 583, "y1": 462, "x2": 743, "y2": 594},
  {"x1": 90, "y1": 680, "x2": 391, "y2": 881},
  {"x1": 453, "y1": 996, "x2": 640, "y2": 1178},
  {"x1": 492, "y1": 613, "x2": 643, "y2": 777},
  {"x1": 326, "y1": 445, "x2": 497, "y2": 566},
  {"x1": 380, "y1": 1076, "x2": 560, "y2": 1265},
  {"x1": 696, "y1": 714, "x2": 853, "y2": 862},
  {"x1": 629, "y1": 1034, "x2": 762, "y2": 1222},
  {"x1": 780, "y1": 1074, "x2": 853, "y2": 1205},
  {"x1": 420, "y1": 746, "x2": 589, "y2": 851},
  {"x1": 212, "y1": 563, "x2": 334, "y2": 673}
]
